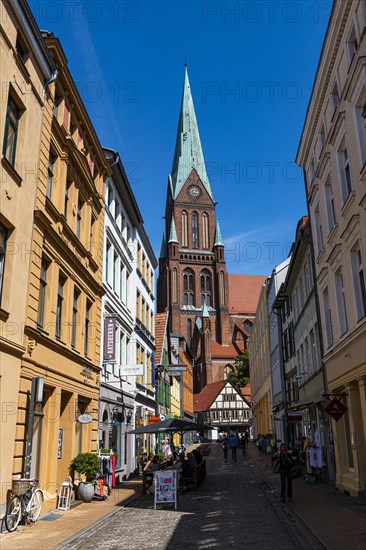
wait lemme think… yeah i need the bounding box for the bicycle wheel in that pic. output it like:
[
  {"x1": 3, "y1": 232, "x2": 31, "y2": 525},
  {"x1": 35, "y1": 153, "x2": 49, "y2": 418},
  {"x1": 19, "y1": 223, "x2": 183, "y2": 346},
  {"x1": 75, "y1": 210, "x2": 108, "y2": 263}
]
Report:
[
  {"x1": 5, "y1": 495, "x2": 22, "y2": 532},
  {"x1": 28, "y1": 488, "x2": 43, "y2": 523}
]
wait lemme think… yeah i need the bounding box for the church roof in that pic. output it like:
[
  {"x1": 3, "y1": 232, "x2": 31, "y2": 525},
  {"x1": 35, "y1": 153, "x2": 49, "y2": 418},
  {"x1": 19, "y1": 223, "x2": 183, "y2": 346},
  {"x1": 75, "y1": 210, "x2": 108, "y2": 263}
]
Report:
[
  {"x1": 228, "y1": 274, "x2": 266, "y2": 315},
  {"x1": 168, "y1": 217, "x2": 178, "y2": 243},
  {"x1": 241, "y1": 383, "x2": 251, "y2": 401},
  {"x1": 194, "y1": 380, "x2": 227, "y2": 412},
  {"x1": 213, "y1": 219, "x2": 224, "y2": 247},
  {"x1": 159, "y1": 232, "x2": 166, "y2": 258},
  {"x1": 170, "y1": 66, "x2": 213, "y2": 201},
  {"x1": 201, "y1": 301, "x2": 210, "y2": 318},
  {"x1": 211, "y1": 342, "x2": 239, "y2": 359}
]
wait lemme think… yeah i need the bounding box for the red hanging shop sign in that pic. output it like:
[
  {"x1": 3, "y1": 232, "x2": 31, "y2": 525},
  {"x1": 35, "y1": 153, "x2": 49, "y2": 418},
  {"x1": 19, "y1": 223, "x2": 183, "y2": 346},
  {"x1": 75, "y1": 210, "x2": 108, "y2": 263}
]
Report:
[{"x1": 325, "y1": 398, "x2": 347, "y2": 421}]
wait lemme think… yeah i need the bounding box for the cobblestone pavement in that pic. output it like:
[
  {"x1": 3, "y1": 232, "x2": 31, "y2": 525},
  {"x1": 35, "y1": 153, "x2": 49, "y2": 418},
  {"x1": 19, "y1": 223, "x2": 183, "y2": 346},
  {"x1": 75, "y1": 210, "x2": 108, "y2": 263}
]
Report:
[{"x1": 60, "y1": 445, "x2": 323, "y2": 550}]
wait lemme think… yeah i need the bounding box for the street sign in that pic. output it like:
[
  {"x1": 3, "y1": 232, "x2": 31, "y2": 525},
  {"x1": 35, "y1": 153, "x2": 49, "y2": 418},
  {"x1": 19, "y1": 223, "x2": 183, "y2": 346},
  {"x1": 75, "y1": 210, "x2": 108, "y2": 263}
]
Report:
[
  {"x1": 167, "y1": 366, "x2": 188, "y2": 376},
  {"x1": 160, "y1": 414, "x2": 166, "y2": 421},
  {"x1": 77, "y1": 413, "x2": 93, "y2": 424},
  {"x1": 325, "y1": 398, "x2": 347, "y2": 421}
]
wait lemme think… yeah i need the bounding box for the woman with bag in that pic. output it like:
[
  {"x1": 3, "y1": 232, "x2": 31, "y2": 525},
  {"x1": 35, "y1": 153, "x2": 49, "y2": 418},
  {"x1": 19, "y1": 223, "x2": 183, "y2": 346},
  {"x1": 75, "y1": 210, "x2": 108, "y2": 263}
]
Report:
[{"x1": 278, "y1": 443, "x2": 294, "y2": 502}]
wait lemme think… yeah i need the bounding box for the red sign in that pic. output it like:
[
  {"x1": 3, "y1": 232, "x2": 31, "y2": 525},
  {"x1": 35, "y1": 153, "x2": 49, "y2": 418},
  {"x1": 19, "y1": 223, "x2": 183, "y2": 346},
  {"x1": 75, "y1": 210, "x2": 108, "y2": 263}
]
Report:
[{"x1": 325, "y1": 398, "x2": 347, "y2": 421}]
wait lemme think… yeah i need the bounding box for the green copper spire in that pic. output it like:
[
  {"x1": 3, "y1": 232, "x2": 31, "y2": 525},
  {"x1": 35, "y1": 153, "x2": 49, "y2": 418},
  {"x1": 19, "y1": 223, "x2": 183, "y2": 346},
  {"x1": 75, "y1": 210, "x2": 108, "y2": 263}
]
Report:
[
  {"x1": 171, "y1": 65, "x2": 214, "y2": 201},
  {"x1": 168, "y1": 216, "x2": 178, "y2": 243},
  {"x1": 202, "y1": 301, "x2": 210, "y2": 318},
  {"x1": 159, "y1": 232, "x2": 167, "y2": 258},
  {"x1": 214, "y1": 219, "x2": 224, "y2": 247}
]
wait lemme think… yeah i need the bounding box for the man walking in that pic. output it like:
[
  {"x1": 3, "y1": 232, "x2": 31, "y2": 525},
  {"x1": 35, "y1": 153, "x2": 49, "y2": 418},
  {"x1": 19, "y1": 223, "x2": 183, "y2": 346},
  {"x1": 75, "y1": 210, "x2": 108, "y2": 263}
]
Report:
[{"x1": 229, "y1": 433, "x2": 238, "y2": 461}]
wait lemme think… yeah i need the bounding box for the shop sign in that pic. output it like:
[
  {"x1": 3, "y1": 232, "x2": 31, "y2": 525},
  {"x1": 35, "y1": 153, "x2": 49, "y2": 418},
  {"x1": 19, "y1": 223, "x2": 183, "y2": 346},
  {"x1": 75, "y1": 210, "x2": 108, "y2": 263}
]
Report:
[
  {"x1": 148, "y1": 416, "x2": 161, "y2": 425},
  {"x1": 120, "y1": 364, "x2": 144, "y2": 376},
  {"x1": 325, "y1": 398, "x2": 347, "y2": 421},
  {"x1": 77, "y1": 413, "x2": 93, "y2": 424},
  {"x1": 104, "y1": 316, "x2": 117, "y2": 362},
  {"x1": 167, "y1": 366, "x2": 188, "y2": 376},
  {"x1": 154, "y1": 470, "x2": 177, "y2": 509},
  {"x1": 57, "y1": 428, "x2": 63, "y2": 459},
  {"x1": 160, "y1": 414, "x2": 166, "y2": 421},
  {"x1": 287, "y1": 411, "x2": 303, "y2": 422}
]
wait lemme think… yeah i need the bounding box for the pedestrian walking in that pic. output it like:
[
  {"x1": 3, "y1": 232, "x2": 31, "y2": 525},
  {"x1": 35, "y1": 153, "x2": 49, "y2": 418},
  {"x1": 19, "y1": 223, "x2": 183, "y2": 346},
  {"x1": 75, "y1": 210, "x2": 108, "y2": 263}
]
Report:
[
  {"x1": 257, "y1": 434, "x2": 264, "y2": 458},
  {"x1": 277, "y1": 443, "x2": 294, "y2": 502},
  {"x1": 228, "y1": 434, "x2": 238, "y2": 461},
  {"x1": 240, "y1": 435, "x2": 246, "y2": 456},
  {"x1": 222, "y1": 436, "x2": 228, "y2": 463}
]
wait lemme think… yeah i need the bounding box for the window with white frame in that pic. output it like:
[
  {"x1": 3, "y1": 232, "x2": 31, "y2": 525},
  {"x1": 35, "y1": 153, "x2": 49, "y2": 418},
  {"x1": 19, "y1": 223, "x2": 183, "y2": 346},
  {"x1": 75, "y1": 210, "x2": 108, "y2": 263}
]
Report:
[
  {"x1": 335, "y1": 266, "x2": 348, "y2": 336},
  {"x1": 323, "y1": 287, "x2": 333, "y2": 348},
  {"x1": 355, "y1": 95, "x2": 366, "y2": 168},
  {"x1": 346, "y1": 26, "x2": 358, "y2": 66},
  {"x1": 350, "y1": 242, "x2": 366, "y2": 321},
  {"x1": 314, "y1": 203, "x2": 324, "y2": 255},
  {"x1": 338, "y1": 145, "x2": 353, "y2": 203},
  {"x1": 331, "y1": 81, "x2": 339, "y2": 114},
  {"x1": 324, "y1": 179, "x2": 337, "y2": 232},
  {"x1": 0, "y1": 224, "x2": 8, "y2": 305}
]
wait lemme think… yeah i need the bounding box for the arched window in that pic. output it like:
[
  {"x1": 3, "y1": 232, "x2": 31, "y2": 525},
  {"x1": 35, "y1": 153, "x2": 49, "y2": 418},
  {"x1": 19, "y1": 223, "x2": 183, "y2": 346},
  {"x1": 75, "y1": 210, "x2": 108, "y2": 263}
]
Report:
[
  {"x1": 219, "y1": 271, "x2": 226, "y2": 305},
  {"x1": 243, "y1": 320, "x2": 253, "y2": 334},
  {"x1": 200, "y1": 269, "x2": 212, "y2": 306},
  {"x1": 224, "y1": 364, "x2": 234, "y2": 380},
  {"x1": 192, "y1": 212, "x2": 199, "y2": 249},
  {"x1": 183, "y1": 269, "x2": 195, "y2": 306},
  {"x1": 172, "y1": 268, "x2": 178, "y2": 303},
  {"x1": 202, "y1": 213, "x2": 209, "y2": 249},
  {"x1": 182, "y1": 211, "x2": 188, "y2": 247},
  {"x1": 187, "y1": 318, "x2": 192, "y2": 347}
]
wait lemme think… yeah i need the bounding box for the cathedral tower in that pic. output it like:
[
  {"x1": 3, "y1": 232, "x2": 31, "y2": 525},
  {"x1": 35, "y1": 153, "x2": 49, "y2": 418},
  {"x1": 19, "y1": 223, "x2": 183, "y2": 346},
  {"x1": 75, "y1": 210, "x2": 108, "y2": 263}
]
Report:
[{"x1": 157, "y1": 66, "x2": 230, "y2": 390}]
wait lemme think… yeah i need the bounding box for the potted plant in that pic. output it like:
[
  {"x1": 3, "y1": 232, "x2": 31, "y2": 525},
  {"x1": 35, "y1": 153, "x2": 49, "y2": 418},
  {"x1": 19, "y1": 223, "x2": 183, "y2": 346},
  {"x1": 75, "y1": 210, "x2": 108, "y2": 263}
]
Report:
[{"x1": 70, "y1": 452, "x2": 100, "y2": 502}]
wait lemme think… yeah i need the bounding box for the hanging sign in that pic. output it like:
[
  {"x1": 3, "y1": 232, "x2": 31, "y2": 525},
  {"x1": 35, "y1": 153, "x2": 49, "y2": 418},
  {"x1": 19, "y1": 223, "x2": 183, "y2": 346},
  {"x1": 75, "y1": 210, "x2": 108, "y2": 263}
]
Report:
[
  {"x1": 154, "y1": 470, "x2": 177, "y2": 509},
  {"x1": 325, "y1": 398, "x2": 347, "y2": 421},
  {"x1": 167, "y1": 366, "x2": 188, "y2": 376},
  {"x1": 57, "y1": 428, "x2": 63, "y2": 459},
  {"x1": 104, "y1": 316, "x2": 117, "y2": 362},
  {"x1": 287, "y1": 411, "x2": 303, "y2": 422},
  {"x1": 77, "y1": 413, "x2": 93, "y2": 424},
  {"x1": 121, "y1": 364, "x2": 144, "y2": 376}
]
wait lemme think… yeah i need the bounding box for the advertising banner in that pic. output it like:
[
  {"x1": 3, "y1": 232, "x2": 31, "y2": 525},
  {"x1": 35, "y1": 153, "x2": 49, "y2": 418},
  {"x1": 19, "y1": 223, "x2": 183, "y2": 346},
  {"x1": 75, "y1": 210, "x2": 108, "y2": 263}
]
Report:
[{"x1": 104, "y1": 316, "x2": 117, "y2": 362}]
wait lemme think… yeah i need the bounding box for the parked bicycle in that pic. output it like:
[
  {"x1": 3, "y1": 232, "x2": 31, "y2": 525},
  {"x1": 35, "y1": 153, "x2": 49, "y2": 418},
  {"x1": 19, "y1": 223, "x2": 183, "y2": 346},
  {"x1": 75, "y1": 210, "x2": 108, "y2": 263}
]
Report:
[{"x1": 5, "y1": 478, "x2": 44, "y2": 532}]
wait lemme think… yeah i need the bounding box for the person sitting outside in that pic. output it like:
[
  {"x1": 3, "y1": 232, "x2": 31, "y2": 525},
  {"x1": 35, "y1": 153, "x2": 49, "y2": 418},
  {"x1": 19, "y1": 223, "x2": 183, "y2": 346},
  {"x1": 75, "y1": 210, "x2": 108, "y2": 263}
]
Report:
[
  {"x1": 192, "y1": 449, "x2": 203, "y2": 465},
  {"x1": 143, "y1": 454, "x2": 159, "y2": 495},
  {"x1": 187, "y1": 452, "x2": 198, "y2": 471}
]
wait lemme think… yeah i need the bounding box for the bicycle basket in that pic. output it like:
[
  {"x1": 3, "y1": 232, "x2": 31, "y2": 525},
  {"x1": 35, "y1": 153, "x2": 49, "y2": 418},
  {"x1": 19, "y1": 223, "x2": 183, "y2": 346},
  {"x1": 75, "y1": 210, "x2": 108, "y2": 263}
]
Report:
[{"x1": 12, "y1": 479, "x2": 31, "y2": 494}]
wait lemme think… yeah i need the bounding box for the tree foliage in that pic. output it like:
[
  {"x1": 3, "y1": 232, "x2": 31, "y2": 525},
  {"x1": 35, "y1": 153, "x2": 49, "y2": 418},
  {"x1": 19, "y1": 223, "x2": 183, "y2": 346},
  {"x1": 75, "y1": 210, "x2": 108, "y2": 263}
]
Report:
[{"x1": 228, "y1": 350, "x2": 250, "y2": 388}]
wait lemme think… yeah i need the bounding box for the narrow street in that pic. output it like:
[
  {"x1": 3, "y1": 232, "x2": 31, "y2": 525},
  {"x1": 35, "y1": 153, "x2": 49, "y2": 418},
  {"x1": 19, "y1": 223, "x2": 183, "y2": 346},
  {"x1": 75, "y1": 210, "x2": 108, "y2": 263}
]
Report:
[{"x1": 60, "y1": 445, "x2": 322, "y2": 550}]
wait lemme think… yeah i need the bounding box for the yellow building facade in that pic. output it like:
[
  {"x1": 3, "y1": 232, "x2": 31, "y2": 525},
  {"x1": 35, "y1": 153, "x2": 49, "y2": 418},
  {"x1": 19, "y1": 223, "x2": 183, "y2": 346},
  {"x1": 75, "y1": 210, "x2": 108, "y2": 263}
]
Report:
[
  {"x1": 14, "y1": 33, "x2": 110, "y2": 511},
  {"x1": 249, "y1": 282, "x2": 272, "y2": 437},
  {"x1": 0, "y1": 0, "x2": 56, "y2": 513}
]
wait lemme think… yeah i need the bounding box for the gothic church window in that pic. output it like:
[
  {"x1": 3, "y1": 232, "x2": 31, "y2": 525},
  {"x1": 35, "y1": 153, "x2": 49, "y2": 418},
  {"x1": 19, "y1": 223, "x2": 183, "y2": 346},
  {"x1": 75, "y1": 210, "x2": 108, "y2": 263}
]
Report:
[
  {"x1": 219, "y1": 271, "x2": 225, "y2": 305},
  {"x1": 172, "y1": 268, "x2": 178, "y2": 303},
  {"x1": 187, "y1": 318, "x2": 192, "y2": 347},
  {"x1": 200, "y1": 270, "x2": 212, "y2": 306},
  {"x1": 183, "y1": 269, "x2": 195, "y2": 306},
  {"x1": 202, "y1": 213, "x2": 209, "y2": 249},
  {"x1": 182, "y1": 211, "x2": 188, "y2": 247},
  {"x1": 192, "y1": 212, "x2": 199, "y2": 249}
]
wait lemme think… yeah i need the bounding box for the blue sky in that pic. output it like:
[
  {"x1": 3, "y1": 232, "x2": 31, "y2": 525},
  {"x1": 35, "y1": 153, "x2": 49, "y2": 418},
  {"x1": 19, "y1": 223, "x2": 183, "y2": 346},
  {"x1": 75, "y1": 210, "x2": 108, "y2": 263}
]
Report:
[{"x1": 29, "y1": 0, "x2": 331, "y2": 275}]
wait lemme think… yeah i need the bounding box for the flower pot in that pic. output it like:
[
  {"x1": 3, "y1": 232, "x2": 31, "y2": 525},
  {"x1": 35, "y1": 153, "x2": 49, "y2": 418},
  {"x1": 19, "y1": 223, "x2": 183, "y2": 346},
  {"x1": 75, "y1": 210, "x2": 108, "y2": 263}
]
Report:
[{"x1": 77, "y1": 482, "x2": 95, "y2": 502}]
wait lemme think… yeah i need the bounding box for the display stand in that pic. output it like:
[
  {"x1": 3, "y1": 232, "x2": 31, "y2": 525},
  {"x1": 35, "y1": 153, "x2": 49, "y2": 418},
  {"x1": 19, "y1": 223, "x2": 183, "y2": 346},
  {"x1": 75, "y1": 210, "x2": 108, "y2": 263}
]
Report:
[{"x1": 154, "y1": 470, "x2": 177, "y2": 510}]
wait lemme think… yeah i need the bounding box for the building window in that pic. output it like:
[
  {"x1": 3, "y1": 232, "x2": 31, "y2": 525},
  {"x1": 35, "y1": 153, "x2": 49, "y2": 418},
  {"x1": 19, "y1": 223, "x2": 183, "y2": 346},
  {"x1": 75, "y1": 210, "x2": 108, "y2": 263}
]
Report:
[
  {"x1": 355, "y1": 96, "x2": 366, "y2": 168},
  {"x1": 351, "y1": 242, "x2": 366, "y2": 321},
  {"x1": 334, "y1": 267, "x2": 348, "y2": 337},
  {"x1": 192, "y1": 212, "x2": 199, "y2": 249},
  {"x1": 219, "y1": 271, "x2": 225, "y2": 305},
  {"x1": 107, "y1": 184, "x2": 113, "y2": 209},
  {"x1": 53, "y1": 90, "x2": 61, "y2": 119},
  {"x1": 324, "y1": 180, "x2": 336, "y2": 232},
  {"x1": 115, "y1": 201, "x2": 120, "y2": 227},
  {"x1": 0, "y1": 224, "x2": 7, "y2": 305},
  {"x1": 346, "y1": 27, "x2": 358, "y2": 66},
  {"x1": 314, "y1": 203, "x2": 324, "y2": 255},
  {"x1": 37, "y1": 259, "x2": 49, "y2": 328},
  {"x1": 76, "y1": 197, "x2": 83, "y2": 239},
  {"x1": 319, "y1": 126, "x2": 325, "y2": 156},
  {"x1": 331, "y1": 82, "x2": 339, "y2": 114},
  {"x1": 200, "y1": 269, "x2": 211, "y2": 306},
  {"x1": 224, "y1": 365, "x2": 233, "y2": 379},
  {"x1": 64, "y1": 175, "x2": 72, "y2": 218},
  {"x1": 181, "y1": 211, "x2": 188, "y2": 247},
  {"x1": 323, "y1": 287, "x2": 333, "y2": 349},
  {"x1": 338, "y1": 146, "x2": 353, "y2": 203},
  {"x1": 2, "y1": 95, "x2": 20, "y2": 166},
  {"x1": 105, "y1": 241, "x2": 111, "y2": 284},
  {"x1": 187, "y1": 318, "x2": 192, "y2": 347},
  {"x1": 84, "y1": 300, "x2": 92, "y2": 356},
  {"x1": 47, "y1": 152, "x2": 56, "y2": 199},
  {"x1": 202, "y1": 213, "x2": 209, "y2": 249},
  {"x1": 113, "y1": 252, "x2": 118, "y2": 292},
  {"x1": 56, "y1": 275, "x2": 66, "y2": 339},
  {"x1": 183, "y1": 270, "x2": 195, "y2": 305},
  {"x1": 72, "y1": 288, "x2": 80, "y2": 348},
  {"x1": 172, "y1": 268, "x2": 178, "y2": 303}
]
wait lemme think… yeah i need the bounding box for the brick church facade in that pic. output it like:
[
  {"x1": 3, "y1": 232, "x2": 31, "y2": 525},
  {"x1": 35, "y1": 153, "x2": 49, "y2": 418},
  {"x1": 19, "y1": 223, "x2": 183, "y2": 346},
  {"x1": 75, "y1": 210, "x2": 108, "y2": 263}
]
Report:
[{"x1": 157, "y1": 66, "x2": 265, "y2": 394}]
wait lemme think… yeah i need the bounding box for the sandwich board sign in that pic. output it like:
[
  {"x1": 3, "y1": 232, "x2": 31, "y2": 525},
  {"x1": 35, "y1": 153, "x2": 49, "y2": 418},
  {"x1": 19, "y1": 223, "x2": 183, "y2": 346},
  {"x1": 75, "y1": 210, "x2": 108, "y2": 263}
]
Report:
[{"x1": 154, "y1": 470, "x2": 177, "y2": 509}]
